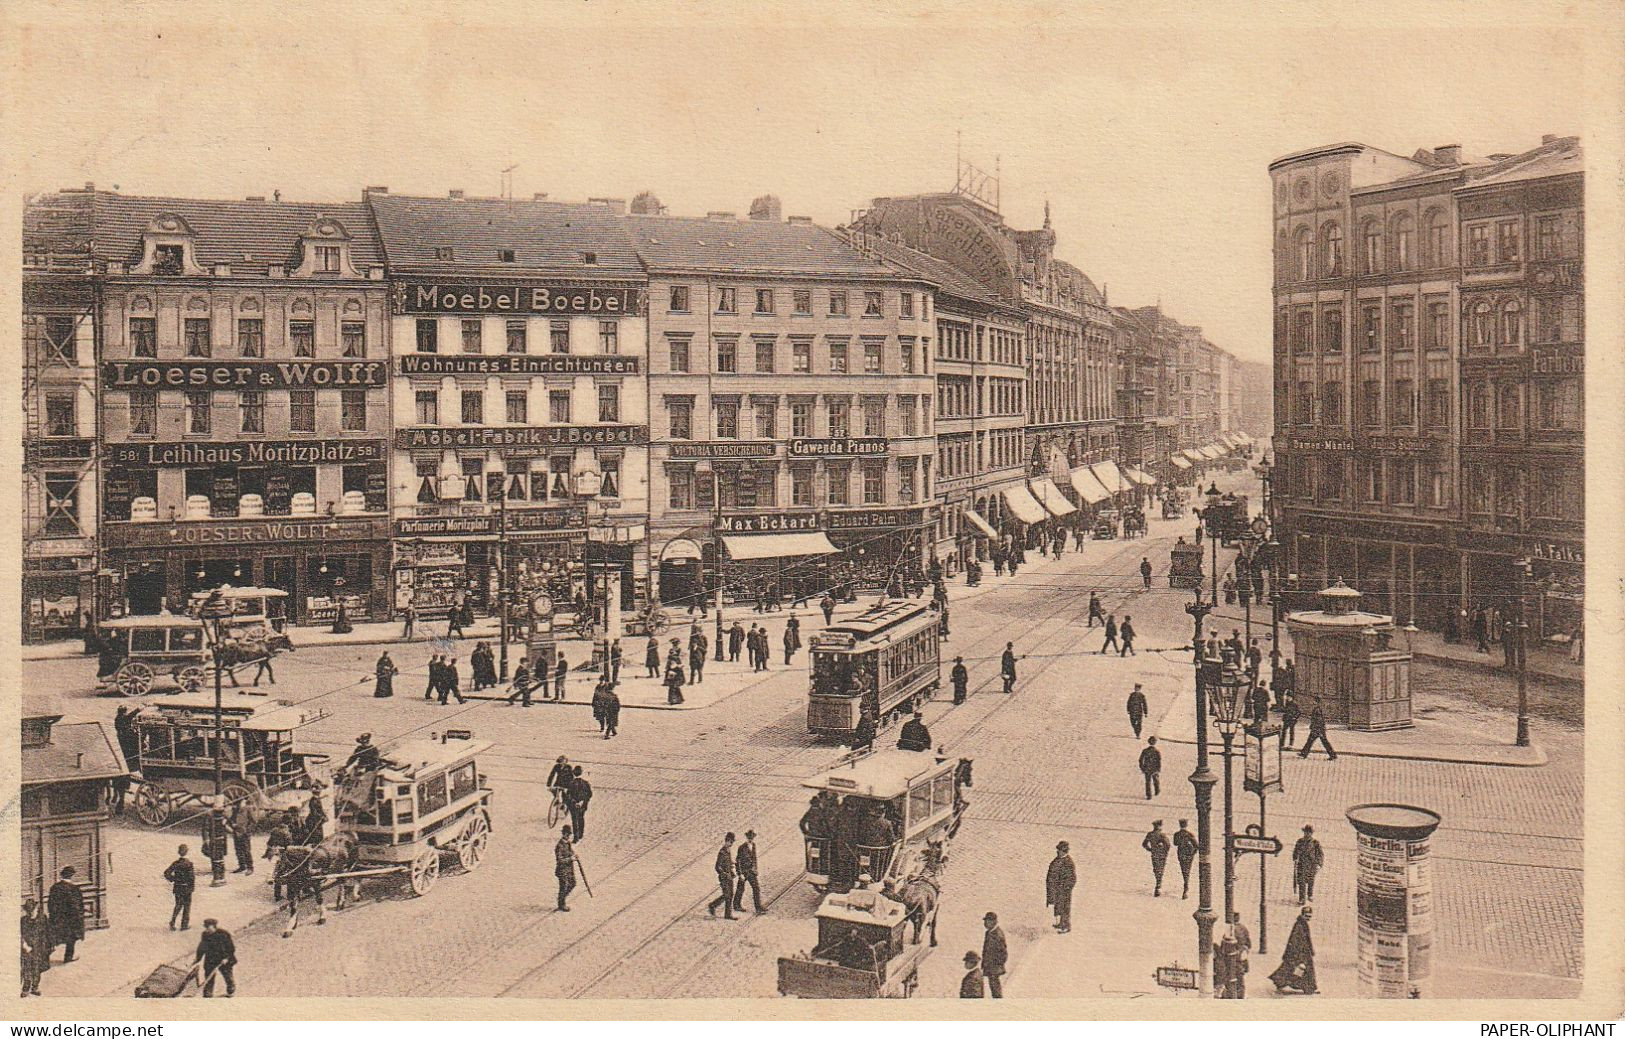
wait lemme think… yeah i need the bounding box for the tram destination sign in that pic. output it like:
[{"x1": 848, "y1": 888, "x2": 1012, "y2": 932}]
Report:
[
  {"x1": 103, "y1": 360, "x2": 386, "y2": 390},
  {"x1": 397, "y1": 281, "x2": 643, "y2": 316},
  {"x1": 398, "y1": 354, "x2": 639, "y2": 377}
]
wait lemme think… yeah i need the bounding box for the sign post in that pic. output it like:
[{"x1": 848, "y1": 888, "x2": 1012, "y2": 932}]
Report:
[{"x1": 1346, "y1": 804, "x2": 1442, "y2": 998}]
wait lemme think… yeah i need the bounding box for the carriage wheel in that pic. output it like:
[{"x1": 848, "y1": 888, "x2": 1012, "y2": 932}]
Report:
[
  {"x1": 116, "y1": 662, "x2": 154, "y2": 697},
  {"x1": 177, "y1": 666, "x2": 207, "y2": 693},
  {"x1": 647, "y1": 609, "x2": 670, "y2": 637},
  {"x1": 133, "y1": 784, "x2": 173, "y2": 827},
  {"x1": 457, "y1": 811, "x2": 491, "y2": 872},
  {"x1": 409, "y1": 847, "x2": 440, "y2": 896},
  {"x1": 220, "y1": 779, "x2": 260, "y2": 824}
]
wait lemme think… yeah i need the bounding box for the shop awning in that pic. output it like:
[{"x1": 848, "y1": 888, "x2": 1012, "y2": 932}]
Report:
[
  {"x1": 1170, "y1": 455, "x2": 1193, "y2": 470},
  {"x1": 961, "y1": 508, "x2": 998, "y2": 539},
  {"x1": 1001, "y1": 484, "x2": 1049, "y2": 525},
  {"x1": 1089, "y1": 460, "x2": 1127, "y2": 495},
  {"x1": 1124, "y1": 466, "x2": 1157, "y2": 487},
  {"x1": 1070, "y1": 466, "x2": 1112, "y2": 504},
  {"x1": 1181, "y1": 449, "x2": 1206, "y2": 463},
  {"x1": 1202, "y1": 444, "x2": 1225, "y2": 459},
  {"x1": 1028, "y1": 478, "x2": 1077, "y2": 517},
  {"x1": 720, "y1": 532, "x2": 838, "y2": 561}
]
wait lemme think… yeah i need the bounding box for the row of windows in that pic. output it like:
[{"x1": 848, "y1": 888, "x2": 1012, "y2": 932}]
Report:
[
  {"x1": 935, "y1": 375, "x2": 1023, "y2": 420},
  {"x1": 1463, "y1": 465, "x2": 1582, "y2": 519},
  {"x1": 1283, "y1": 456, "x2": 1449, "y2": 508},
  {"x1": 412, "y1": 385, "x2": 620, "y2": 425},
  {"x1": 118, "y1": 389, "x2": 371, "y2": 436},
  {"x1": 665, "y1": 334, "x2": 926, "y2": 375},
  {"x1": 666, "y1": 284, "x2": 922, "y2": 320},
  {"x1": 1281, "y1": 210, "x2": 1582, "y2": 283},
  {"x1": 1465, "y1": 379, "x2": 1582, "y2": 431},
  {"x1": 937, "y1": 429, "x2": 1023, "y2": 480},
  {"x1": 1285, "y1": 376, "x2": 1582, "y2": 433},
  {"x1": 147, "y1": 242, "x2": 350, "y2": 276},
  {"x1": 126, "y1": 317, "x2": 367, "y2": 359},
  {"x1": 100, "y1": 463, "x2": 383, "y2": 522},
  {"x1": 415, "y1": 317, "x2": 619, "y2": 355},
  {"x1": 666, "y1": 458, "x2": 928, "y2": 509},
  {"x1": 664, "y1": 396, "x2": 927, "y2": 441},
  {"x1": 411, "y1": 453, "x2": 622, "y2": 505},
  {"x1": 936, "y1": 321, "x2": 1022, "y2": 366},
  {"x1": 1282, "y1": 293, "x2": 1585, "y2": 359}
]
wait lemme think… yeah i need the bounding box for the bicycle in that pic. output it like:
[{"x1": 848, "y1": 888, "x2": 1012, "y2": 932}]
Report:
[{"x1": 547, "y1": 783, "x2": 567, "y2": 828}]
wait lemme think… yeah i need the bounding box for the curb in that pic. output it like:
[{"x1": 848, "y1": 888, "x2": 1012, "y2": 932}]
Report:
[{"x1": 1151, "y1": 733, "x2": 1548, "y2": 768}]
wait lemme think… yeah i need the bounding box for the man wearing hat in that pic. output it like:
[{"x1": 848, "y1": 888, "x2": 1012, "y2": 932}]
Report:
[
  {"x1": 20, "y1": 897, "x2": 50, "y2": 996},
  {"x1": 193, "y1": 918, "x2": 237, "y2": 998},
  {"x1": 1138, "y1": 736, "x2": 1162, "y2": 800},
  {"x1": 707, "y1": 833, "x2": 737, "y2": 919},
  {"x1": 980, "y1": 912, "x2": 1009, "y2": 997},
  {"x1": 1173, "y1": 819, "x2": 1199, "y2": 899},
  {"x1": 950, "y1": 656, "x2": 969, "y2": 704},
  {"x1": 1046, "y1": 841, "x2": 1076, "y2": 933},
  {"x1": 1292, "y1": 825, "x2": 1324, "y2": 905},
  {"x1": 1126, "y1": 683, "x2": 1149, "y2": 738},
  {"x1": 46, "y1": 866, "x2": 85, "y2": 963},
  {"x1": 959, "y1": 951, "x2": 984, "y2": 998},
  {"x1": 733, "y1": 829, "x2": 763, "y2": 914},
  {"x1": 1141, "y1": 820, "x2": 1171, "y2": 896},
  {"x1": 896, "y1": 710, "x2": 932, "y2": 752}
]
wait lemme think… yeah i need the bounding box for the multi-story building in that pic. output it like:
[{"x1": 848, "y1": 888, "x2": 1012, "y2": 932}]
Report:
[
  {"x1": 1269, "y1": 134, "x2": 1582, "y2": 634},
  {"x1": 636, "y1": 202, "x2": 938, "y2": 605},
  {"x1": 1233, "y1": 359, "x2": 1274, "y2": 444},
  {"x1": 368, "y1": 190, "x2": 650, "y2": 619},
  {"x1": 23, "y1": 188, "x2": 100, "y2": 642},
  {"x1": 90, "y1": 192, "x2": 395, "y2": 624},
  {"x1": 1110, "y1": 306, "x2": 1179, "y2": 488}
]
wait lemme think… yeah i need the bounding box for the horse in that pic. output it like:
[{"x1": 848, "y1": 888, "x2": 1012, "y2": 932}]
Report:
[
  {"x1": 896, "y1": 872, "x2": 942, "y2": 947},
  {"x1": 274, "y1": 833, "x2": 359, "y2": 937}
]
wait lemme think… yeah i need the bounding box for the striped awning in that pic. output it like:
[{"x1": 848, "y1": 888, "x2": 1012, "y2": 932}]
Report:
[
  {"x1": 962, "y1": 508, "x2": 997, "y2": 539},
  {"x1": 1070, "y1": 466, "x2": 1112, "y2": 504},
  {"x1": 1124, "y1": 466, "x2": 1157, "y2": 487},
  {"x1": 1170, "y1": 455, "x2": 1193, "y2": 470},
  {"x1": 1029, "y1": 477, "x2": 1077, "y2": 517},
  {"x1": 1001, "y1": 484, "x2": 1049, "y2": 525},
  {"x1": 1089, "y1": 460, "x2": 1127, "y2": 494},
  {"x1": 1182, "y1": 449, "x2": 1206, "y2": 463}
]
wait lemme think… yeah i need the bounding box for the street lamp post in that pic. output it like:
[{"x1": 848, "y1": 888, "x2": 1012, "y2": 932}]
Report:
[
  {"x1": 198, "y1": 589, "x2": 232, "y2": 888},
  {"x1": 497, "y1": 480, "x2": 509, "y2": 681},
  {"x1": 695, "y1": 463, "x2": 726, "y2": 661},
  {"x1": 1203, "y1": 483, "x2": 1222, "y2": 611},
  {"x1": 1515, "y1": 556, "x2": 1532, "y2": 747},
  {"x1": 1210, "y1": 662, "x2": 1249, "y2": 998},
  {"x1": 1185, "y1": 596, "x2": 1218, "y2": 995}
]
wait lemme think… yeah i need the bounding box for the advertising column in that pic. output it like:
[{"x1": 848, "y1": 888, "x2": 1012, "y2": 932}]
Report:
[{"x1": 1346, "y1": 803, "x2": 1441, "y2": 998}]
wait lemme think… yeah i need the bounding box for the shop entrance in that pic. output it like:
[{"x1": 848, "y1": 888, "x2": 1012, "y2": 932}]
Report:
[{"x1": 125, "y1": 566, "x2": 166, "y2": 615}]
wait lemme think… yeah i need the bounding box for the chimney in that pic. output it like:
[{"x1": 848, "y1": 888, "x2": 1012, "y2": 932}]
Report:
[
  {"x1": 588, "y1": 197, "x2": 627, "y2": 214},
  {"x1": 1542, "y1": 134, "x2": 1558, "y2": 145},
  {"x1": 74, "y1": 752, "x2": 84, "y2": 769},
  {"x1": 533, "y1": 192, "x2": 549, "y2": 201},
  {"x1": 1434, "y1": 144, "x2": 1462, "y2": 166},
  {"x1": 364, "y1": 185, "x2": 388, "y2": 196},
  {"x1": 706, "y1": 211, "x2": 736, "y2": 222},
  {"x1": 786, "y1": 215, "x2": 813, "y2": 225},
  {"x1": 449, "y1": 189, "x2": 465, "y2": 199},
  {"x1": 749, "y1": 194, "x2": 782, "y2": 222}
]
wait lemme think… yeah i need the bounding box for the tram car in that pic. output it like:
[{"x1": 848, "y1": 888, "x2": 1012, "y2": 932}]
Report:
[
  {"x1": 1169, "y1": 541, "x2": 1205, "y2": 590},
  {"x1": 807, "y1": 601, "x2": 941, "y2": 739}
]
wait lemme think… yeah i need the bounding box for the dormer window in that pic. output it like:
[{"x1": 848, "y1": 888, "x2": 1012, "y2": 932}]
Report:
[
  {"x1": 583, "y1": 251, "x2": 598, "y2": 265},
  {"x1": 435, "y1": 247, "x2": 455, "y2": 261},
  {"x1": 499, "y1": 249, "x2": 516, "y2": 263},
  {"x1": 315, "y1": 245, "x2": 342, "y2": 273},
  {"x1": 154, "y1": 245, "x2": 185, "y2": 275}
]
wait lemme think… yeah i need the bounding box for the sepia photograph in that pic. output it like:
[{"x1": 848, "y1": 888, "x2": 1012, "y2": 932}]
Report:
[{"x1": 3, "y1": 0, "x2": 1620, "y2": 1023}]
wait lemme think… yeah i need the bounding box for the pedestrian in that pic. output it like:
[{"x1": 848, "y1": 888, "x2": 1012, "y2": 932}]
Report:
[
  {"x1": 603, "y1": 686, "x2": 621, "y2": 738},
  {"x1": 610, "y1": 639, "x2": 623, "y2": 684},
  {"x1": 980, "y1": 912, "x2": 1008, "y2": 997},
  {"x1": 821, "y1": 593, "x2": 835, "y2": 626},
  {"x1": 1001, "y1": 642, "x2": 1018, "y2": 694},
  {"x1": 1119, "y1": 615, "x2": 1137, "y2": 656},
  {"x1": 448, "y1": 599, "x2": 466, "y2": 639},
  {"x1": 1138, "y1": 736, "x2": 1162, "y2": 799},
  {"x1": 373, "y1": 651, "x2": 397, "y2": 698},
  {"x1": 1280, "y1": 695, "x2": 1300, "y2": 749},
  {"x1": 109, "y1": 769, "x2": 130, "y2": 817},
  {"x1": 202, "y1": 805, "x2": 229, "y2": 886},
  {"x1": 950, "y1": 656, "x2": 969, "y2": 705},
  {"x1": 565, "y1": 765, "x2": 591, "y2": 840},
  {"x1": 444, "y1": 656, "x2": 467, "y2": 705},
  {"x1": 592, "y1": 677, "x2": 611, "y2": 735},
  {"x1": 1298, "y1": 701, "x2": 1337, "y2": 760},
  {"x1": 1087, "y1": 591, "x2": 1104, "y2": 627},
  {"x1": 938, "y1": 603, "x2": 950, "y2": 640},
  {"x1": 1472, "y1": 606, "x2": 1488, "y2": 653},
  {"x1": 1194, "y1": 521, "x2": 1202, "y2": 546},
  {"x1": 1046, "y1": 840, "x2": 1076, "y2": 933},
  {"x1": 401, "y1": 602, "x2": 415, "y2": 640},
  {"x1": 20, "y1": 898, "x2": 49, "y2": 996},
  {"x1": 1126, "y1": 683, "x2": 1148, "y2": 737},
  {"x1": 708, "y1": 833, "x2": 738, "y2": 919},
  {"x1": 1249, "y1": 681, "x2": 1270, "y2": 725},
  {"x1": 1292, "y1": 825, "x2": 1323, "y2": 905},
  {"x1": 1101, "y1": 614, "x2": 1119, "y2": 654},
  {"x1": 1141, "y1": 820, "x2": 1171, "y2": 896},
  {"x1": 165, "y1": 845, "x2": 195, "y2": 931},
  {"x1": 690, "y1": 634, "x2": 707, "y2": 683},
  {"x1": 1140, "y1": 557, "x2": 1153, "y2": 590},
  {"x1": 46, "y1": 867, "x2": 84, "y2": 963},
  {"x1": 734, "y1": 829, "x2": 763, "y2": 914},
  {"x1": 1173, "y1": 819, "x2": 1198, "y2": 898},
  {"x1": 959, "y1": 951, "x2": 985, "y2": 998},
  {"x1": 728, "y1": 621, "x2": 744, "y2": 662},
  {"x1": 644, "y1": 634, "x2": 660, "y2": 677},
  {"x1": 505, "y1": 660, "x2": 534, "y2": 707},
  {"x1": 1269, "y1": 905, "x2": 1318, "y2": 994},
  {"x1": 1246, "y1": 639, "x2": 1263, "y2": 683},
  {"x1": 194, "y1": 919, "x2": 237, "y2": 998},
  {"x1": 471, "y1": 642, "x2": 497, "y2": 690},
  {"x1": 227, "y1": 800, "x2": 254, "y2": 876},
  {"x1": 554, "y1": 654, "x2": 568, "y2": 701},
  {"x1": 664, "y1": 660, "x2": 686, "y2": 705},
  {"x1": 554, "y1": 826, "x2": 576, "y2": 911},
  {"x1": 784, "y1": 614, "x2": 801, "y2": 664},
  {"x1": 1215, "y1": 911, "x2": 1251, "y2": 999},
  {"x1": 424, "y1": 654, "x2": 441, "y2": 700}
]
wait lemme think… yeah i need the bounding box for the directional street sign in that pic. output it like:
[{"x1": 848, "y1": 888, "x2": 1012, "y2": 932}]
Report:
[{"x1": 1231, "y1": 834, "x2": 1282, "y2": 855}]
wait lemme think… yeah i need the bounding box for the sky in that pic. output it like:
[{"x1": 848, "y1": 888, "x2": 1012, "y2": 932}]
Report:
[{"x1": 3, "y1": 0, "x2": 1604, "y2": 364}]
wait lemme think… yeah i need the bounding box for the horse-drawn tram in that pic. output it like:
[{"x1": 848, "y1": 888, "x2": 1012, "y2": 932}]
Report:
[
  {"x1": 129, "y1": 692, "x2": 330, "y2": 826},
  {"x1": 776, "y1": 883, "x2": 932, "y2": 998},
  {"x1": 807, "y1": 601, "x2": 941, "y2": 739}
]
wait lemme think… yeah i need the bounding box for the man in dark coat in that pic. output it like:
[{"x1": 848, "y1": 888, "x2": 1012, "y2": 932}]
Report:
[
  {"x1": 896, "y1": 711, "x2": 932, "y2": 752},
  {"x1": 424, "y1": 654, "x2": 441, "y2": 700},
  {"x1": 689, "y1": 634, "x2": 708, "y2": 684},
  {"x1": 664, "y1": 659, "x2": 686, "y2": 704},
  {"x1": 303, "y1": 789, "x2": 328, "y2": 844},
  {"x1": 1280, "y1": 695, "x2": 1301, "y2": 749},
  {"x1": 565, "y1": 766, "x2": 592, "y2": 841},
  {"x1": 505, "y1": 660, "x2": 534, "y2": 707},
  {"x1": 1141, "y1": 820, "x2": 1171, "y2": 896},
  {"x1": 959, "y1": 951, "x2": 985, "y2": 997},
  {"x1": 707, "y1": 833, "x2": 738, "y2": 919},
  {"x1": 264, "y1": 813, "x2": 295, "y2": 900},
  {"x1": 227, "y1": 800, "x2": 254, "y2": 875},
  {"x1": 1100, "y1": 614, "x2": 1120, "y2": 654},
  {"x1": 1046, "y1": 840, "x2": 1076, "y2": 933},
  {"x1": 646, "y1": 636, "x2": 661, "y2": 677},
  {"x1": 1292, "y1": 825, "x2": 1324, "y2": 904},
  {"x1": 20, "y1": 898, "x2": 50, "y2": 996},
  {"x1": 728, "y1": 622, "x2": 745, "y2": 662},
  {"x1": 733, "y1": 829, "x2": 763, "y2": 914},
  {"x1": 602, "y1": 687, "x2": 621, "y2": 738},
  {"x1": 784, "y1": 614, "x2": 802, "y2": 663},
  {"x1": 1001, "y1": 643, "x2": 1018, "y2": 694},
  {"x1": 1126, "y1": 683, "x2": 1149, "y2": 738},
  {"x1": 1298, "y1": 701, "x2": 1337, "y2": 760},
  {"x1": 1173, "y1": 819, "x2": 1199, "y2": 898},
  {"x1": 950, "y1": 656, "x2": 969, "y2": 704},
  {"x1": 1269, "y1": 906, "x2": 1318, "y2": 994},
  {"x1": 164, "y1": 845, "x2": 195, "y2": 931},
  {"x1": 1087, "y1": 591, "x2": 1105, "y2": 627},
  {"x1": 980, "y1": 912, "x2": 1008, "y2": 997},
  {"x1": 849, "y1": 708, "x2": 877, "y2": 754},
  {"x1": 194, "y1": 918, "x2": 237, "y2": 998},
  {"x1": 554, "y1": 826, "x2": 576, "y2": 911},
  {"x1": 1119, "y1": 615, "x2": 1137, "y2": 656},
  {"x1": 47, "y1": 867, "x2": 84, "y2": 963},
  {"x1": 1138, "y1": 736, "x2": 1162, "y2": 799},
  {"x1": 373, "y1": 651, "x2": 397, "y2": 698},
  {"x1": 201, "y1": 806, "x2": 229, "y2": 886},
  {"x1": 1140, "y1": 557, "x2": 1153, "y2": 589},
  {"x1": 553, "y1": 655, "x2": 569, "y2": 701},
  {"x1": 821, "y1": 593, "x2": 836, "y2": 626}
]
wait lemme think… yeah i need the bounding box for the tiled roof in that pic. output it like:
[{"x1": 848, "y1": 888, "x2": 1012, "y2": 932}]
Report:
[
  {"x1": 22, "y1": 720, "x2": 126, "y2": 786},
  {"x1": 625, "y1": 214, "x2": 901, "y2": 278},
  {"x1": 1463, "y1": 137, "x2": 1582, "y2": 188},
  {"x1": 369, "y1": 194, "x2": 642, "y2": 276},
  {"x1": 857, "y1": 234, "x2": 1007, "y2": 306},
  {"x1": 86, "y1": 192, "x2": 383, "y2": 273}
]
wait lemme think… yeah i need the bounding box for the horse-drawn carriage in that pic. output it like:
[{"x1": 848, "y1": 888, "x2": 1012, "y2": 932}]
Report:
[
  {"x1": 1092, "y1": 506, "x2": 1121, "y2": 540},
  {"x1": 97, "y1": 616, "x2": 210, "y2": 696},
  {"x1": 127, "y1": 692, "x2": 330, "y2": 827},
  {"x1": 1162, "y1": 489, "x2": 1188, "y2": 520},
  {"x1": 1122, "y1": 507, "x2": 1148, "y2": 539}
]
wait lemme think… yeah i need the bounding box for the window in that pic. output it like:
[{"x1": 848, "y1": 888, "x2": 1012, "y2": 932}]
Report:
[
  {"x1": 505, "y1": 390, "x2": 528, "y2": 424},
  {"x1": 153, "y1": 244, "x2": 185, "y2": 275},
  {"x1": 1426, "y1": 379, "x2": 1450, "y2": 428},
  {"x1": 863, "y1": 399, "x2": 884, "y2": 436},
  {"x1": 414, "y1": 390, "x2": 439, "y2": 425},
  {"x1": 1496, "y1": 220, "x2": 1521, "y2": 263},
  {"x1": 717, "y1": 338, "x2": 737, "y2": 373},
  {"x1": 790, "y1": 401, "x2": 812, "y2": 438},
  {"x1": 1535, "y1": 379, "x2": 1581, "y2": 430},
  {"x1": 1392, "y1": 303, "x2": 1414, "y2": 351},
  {"x1": 1321, "y1": 382, "x2": 1342, "y2": 424},
  {"x1": 829, "y1": 341, "x2": 848, "y2": 373},
  {"x1": 899, "y1": 462, "x2": 917, "y2": 503},
  {"x1": 184, "y1": 392, "x2": 211, "y2": 434},
  {"x1": 1467, "y1": 382, "x2": 1489, "y2": 429},
  {"x1": 1391, "y1": 460, "x2": 1417, "y2": 504},
  {"x1": 864, "y1": 291, "x2": 884, "y2": 317},
  {"x1": 1361, "y1": 380, "x2": 1381, "y2": 425},
  {"x1": 828, "y1": 399, "x2": 849, "y2": 437},
  {"x1": 598, "y1": 457, "x2": 621, "y2": 499},
  {"x1": 1361, "y1": 306, "x2": 1380, "y2": 352},
  {"x1": 599, "y1": 321, "x2": 618, "y2": 353},
  {"x1": 506, "y1": 321, "x2": 528, "y2": 354},
  {"x1": 129, "y1": 390, "x2": 157, "y2": 436},
  {"x1": 1496, "y1": 469, "x2": 1522, "y2": 518},
  {"x1": 44, "y1": 394, "x2": 75, "y2": 437},
  {"x1": 239, "y1": 391, "x2": 265, "y2": 433},
  {"x1": 460, "y1": 319, "x2": 482, "y2": 354},
  {"x1": 1323, "y1": 311, "x2": 1343, "y2": 353},
  {"x1": 597, "y1": 384, "x2": 619, "y2": 422},
  {"x1": 550, "y1": 321, "x2": 570, "y2": 354},
  {"x1": 862, "y1": 463, "x2": 884, "y2": 504},
  {"x1": 791, "y1": 466, "x2": 813, "y2": 506},
  {"x1": 1535, "y1": 294, "x2": 1582, "y2": 343},
  {"x1": 1427, "y1": 464, "x2": 1448, "y2": 507},
  {"x1": 314, "y1": 245, "x2": 341, "y2": 273},
  {"x1": 434, "y1": 246, "x2": 454, "y2": 262},
  {"x1": 755, "y1": 401, "x2": 777, "y2": 439},
  {"x1": 1501, "y1": 301, "x2": 1522, "y2": 345},
  {"x1": 715, "y1": 401, "x2": 739, "y2": 439},
  {"x1": 753, "y1": 339, "x2": 775, "y2": 373},
  {"x1": 1319, "y1": 458, "x2": 1345, "y2": 500},
  {"x1": 1392, "y1": 378, "x2": 1415, "y2": 425},
  {"x1": 1497, "y1": 384, "x2": 1521, "y2": 429},
  {"x1": 827, "y1": 463, "x2": 850, "y2": 505},
  {"x1": 1467, "y1": 225, "x2": 1491, "y2": 266},
  {"x1": 793, "y1": 289, "x2": 812, "y2": 315},
  {"x1": 1425, "y1": 209, "x2": 1449, "y2": 267},
  {"x1": 864, "y1": 341, "x2": 882, "y2": 372},
  {"x1": 900, "y1": 292, "x2": 914, "y2": 317},
  {"x1": 669, "y1": 285, "x2": 691, "y2": 312},
  {"x1": 340, "y1": 390, "x2": 367, "y2": 431},
  {"x1": 184, "y1": 318, "x2": 211, "y2": 357},
  {"x1": 287, "y1": 389, "x2": 315, "y2": 433},
  {"x1": 1364, "y1": 458, "x2": 1384, "y2": 502},
  {"x1": 461, "y1": 390, "x2": 484, "y2": 424},
  {"x1": 1535, "y1": 215, "x2": 1562, "y2": 260},
  {"x1": 339, "y1": 321, "x2": 365, "y2": 358},
  {"x1": 1294, "y1": 381, "x2": 1314, "y2": 425},
  {"x1": 900, "y1": 396, "x2": 917, "y2": 436},
  {"x1": 549, "y1": 390, "x2": 571, "y2": 424},
  {"x1": 1295, "y1": 227, "x2": 1313, "y2": 281},
  {"x1": 43, "y1": 473, "x2": 80, "y2": 536},
  {"x1": 1427, "y1": 302, "x2": 1449, "y2": 350},
  {"x1": 793, "y1": 340, "x2": 812, "y2": 372},
  {"x1": 1322, "y1": 223, "x2": 1343, "y2": 277},
  {"x1": 669, "y1": 337, "x2": 691, "y2": 372},
  {"x1": 754, "y1": 288, "x2": 774, "y2": 314},
  {"x1": 235, "y1": 318, "x2": 264, "y2": 357},
  {"x1": 416, "y1": 319, "x2": 438, "y2": 353},
  {"x1": 1470, "y1": 301, "x2": 1494, "y2": 347},
  {"x1": 1391, "y1": 213, "x2": 1414, "y2": 272},
  {"x1": 1361, "y1": 222, "x2": 1382, "y2": 274},
  {"x1": 899, "y1": 337, "x2": 916, "y2": 373},
  {"x1": 667, "y1": 465, "x2": 693, "y2": 509},
  {"x1": 668, "y1": 399, "x2": 693, "y2": 440},
  {"x1": 130, "y1": 317, "x2": 157, "y2": 358},
  {"x1": 716, "y1": 287, "x2": 737, "y2": 314},
  {"x1": 829, "y1": 290, "x2": 848, "y2": 317},
  {"x1": 1466, "y1": 464, "x2": 1490, "y2": 514}
]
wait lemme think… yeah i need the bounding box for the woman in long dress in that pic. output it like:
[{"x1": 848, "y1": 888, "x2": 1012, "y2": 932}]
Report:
[{"x1": 1269, "y1": 906, "x2": 1318, "y2": 994}]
